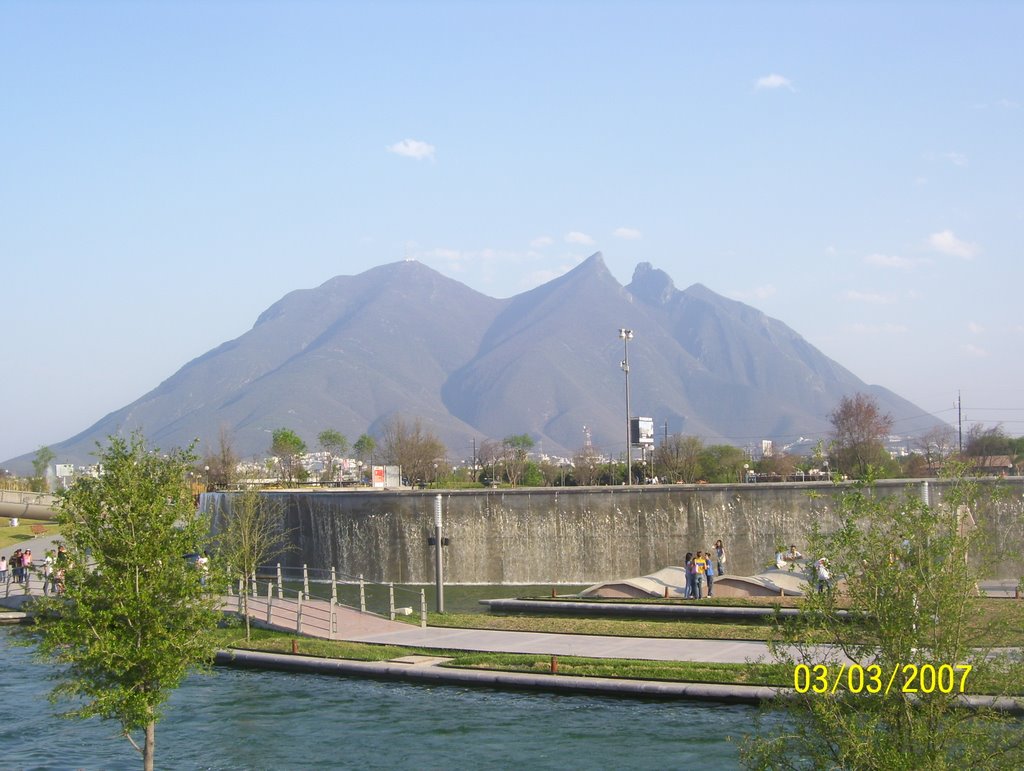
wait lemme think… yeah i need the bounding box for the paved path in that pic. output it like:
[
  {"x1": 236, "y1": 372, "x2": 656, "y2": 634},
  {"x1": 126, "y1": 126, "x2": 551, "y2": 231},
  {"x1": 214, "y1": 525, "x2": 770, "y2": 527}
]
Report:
[{"x1": 340, "y1": 620, "x2": 778, "y2": 664}]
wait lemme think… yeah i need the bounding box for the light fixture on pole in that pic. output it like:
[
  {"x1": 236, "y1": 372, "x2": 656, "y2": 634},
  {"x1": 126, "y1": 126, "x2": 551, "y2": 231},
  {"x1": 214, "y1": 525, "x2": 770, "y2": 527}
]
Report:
[
  {"x1": 619, "y1": 328, "x2": 634, "y2": 485},
  {"x1": 433, "y1": 494, "x2": 444, "y2": 613}
]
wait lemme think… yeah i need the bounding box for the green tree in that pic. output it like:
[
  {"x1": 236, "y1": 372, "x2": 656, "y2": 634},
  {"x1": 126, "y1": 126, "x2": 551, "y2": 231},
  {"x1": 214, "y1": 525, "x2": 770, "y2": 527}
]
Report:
[
  {"x1": 697, "y1": 444, "x2": 748, "y2": 483},
  {"x1": 31, "y1": 445, "x2": 56, "y2": 492},
  {"x1": 828, "y1": 392, "x2": 894, "y2": 479},
  {"x1": 212, "y1": 482, "x2": 291, "y2": 640},
  {"x1": 744, "y1": 469, "x2": 1024, "y2": 769},
  {"x1": 317, "y1": 429, "x2": 348, "y2": 483},
  {"x1": 353, "y1": 433, "x2": 376, "y2": 473},
  {"x1": 270, "y1": 428, "x2": 307, "y2": 484},
  {"x1": 24, "y1": 433, "x2": 223, "y2": 771},
  {"x1": 502, "y1": 433, "x2": 534, "y2": 486}
]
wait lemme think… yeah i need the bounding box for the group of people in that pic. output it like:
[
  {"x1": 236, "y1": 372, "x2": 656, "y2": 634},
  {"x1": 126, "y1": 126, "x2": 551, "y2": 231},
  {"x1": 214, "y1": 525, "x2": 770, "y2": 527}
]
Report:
[
  {"x1": 0, "y1": 545, "x2": 68, "y2": 595},
  {"x1": 0, "y1": 548, "x2": 32, "y2": 584},
  {"x1": 682, "y1": 539, "x2": 727, "y2": 599},
  {"x1": 774, "y1": 543, "x2": 832, "y2": 593}
]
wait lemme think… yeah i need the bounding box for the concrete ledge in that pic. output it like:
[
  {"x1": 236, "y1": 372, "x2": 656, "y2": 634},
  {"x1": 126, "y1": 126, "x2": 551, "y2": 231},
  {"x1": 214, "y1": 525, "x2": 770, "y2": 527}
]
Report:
[
  {"x1": 481, "y1": 598, "x2": 806, "y2": 619},
  {"x1": 214, "y1": 648, "x2": 778, "y2": 704},
  {"x1": 214, "y1": 649, "x2": 1024, "y2": 712}
]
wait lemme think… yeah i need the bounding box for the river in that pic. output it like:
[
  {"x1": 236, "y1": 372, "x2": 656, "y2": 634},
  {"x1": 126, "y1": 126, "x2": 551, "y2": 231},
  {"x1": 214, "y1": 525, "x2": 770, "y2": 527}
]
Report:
[{"x1": 1, "y1": 628, "x2": 756, "y2": 770}]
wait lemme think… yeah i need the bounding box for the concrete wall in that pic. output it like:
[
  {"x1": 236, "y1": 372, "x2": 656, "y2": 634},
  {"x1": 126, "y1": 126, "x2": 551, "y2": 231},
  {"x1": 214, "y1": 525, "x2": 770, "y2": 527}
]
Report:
[{"x1": 202, "y1": 477, "x2": 1024, "y2": 585}]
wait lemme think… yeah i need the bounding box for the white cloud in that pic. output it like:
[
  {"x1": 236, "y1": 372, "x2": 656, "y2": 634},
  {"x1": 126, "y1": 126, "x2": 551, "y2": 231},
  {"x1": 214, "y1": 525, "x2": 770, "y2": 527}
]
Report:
[
  {"x1": 613, "y1": 227, "x2": 642, "y2": 240},
  {"x1": 844, "y1": 290, "x2": 894, "y2": 305},
  {"x1": 967, "y1": 321, "x2": 985, "y2": 335},
  {"x1": 732, "y1": 284, "x2": 777, "y2": 301},
  {"x1": 386, "y1": 138, "x2": 436, "y2": 161},
  {"x1": 565, "y1": 231, "x2": 595, "y2": 246},
  {"x1": 846, "y1": 322, "x2": 909, "y2": 335},
  {"x1": 530, "y1": 236, "x2": 554, "y2": 249},
  {"x1": 944, "y1": 151, "x2": 968, "y2": 167},
  {"x1": 962, "y1": 343, "x2": 989, "y2": 358},
  {"x1": 864, "y1": 253, "x2": 930, "y2": 270},
  {"x1": 755, "y1": 73, "x2": 794, "y2": 90},
  {"x1": 928, "y1": 229, "x2": 978, "y2": 259}
]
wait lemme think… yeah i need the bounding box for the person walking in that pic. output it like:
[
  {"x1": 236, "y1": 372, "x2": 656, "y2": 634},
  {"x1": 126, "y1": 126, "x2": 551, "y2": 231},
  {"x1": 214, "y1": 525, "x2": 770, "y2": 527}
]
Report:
[
  {"x1": 22, "y1": 549, "x2": 33, "y2": 588},
  {"x1": 0, "y1": 554, "x2": 8, "y2": 584},
  {"x1": 42, "y1": 550, "x2": 55, "y2": 596}
]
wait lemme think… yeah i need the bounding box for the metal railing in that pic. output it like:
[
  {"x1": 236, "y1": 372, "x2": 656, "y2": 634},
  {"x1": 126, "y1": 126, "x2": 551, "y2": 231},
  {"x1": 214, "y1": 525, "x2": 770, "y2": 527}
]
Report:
[{"x1": 226, "y1": 563, "x2": 428, "y2": 634}]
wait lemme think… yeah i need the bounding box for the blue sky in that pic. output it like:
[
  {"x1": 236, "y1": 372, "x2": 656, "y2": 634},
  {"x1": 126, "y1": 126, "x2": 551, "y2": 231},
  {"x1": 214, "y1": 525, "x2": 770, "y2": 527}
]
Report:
[{"x1": 2, "y1": 1, "x2": 1022, "y2": 462}]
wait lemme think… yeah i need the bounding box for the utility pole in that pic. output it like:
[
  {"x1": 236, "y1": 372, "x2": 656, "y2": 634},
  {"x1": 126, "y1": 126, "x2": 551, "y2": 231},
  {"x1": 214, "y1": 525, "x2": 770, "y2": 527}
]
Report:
[
  {"x1": 619, "y1": 328, "x2": 634, "y2": 485},
  {"x1": 957, "y1": 391, "x2": 963, "y2": 454}
]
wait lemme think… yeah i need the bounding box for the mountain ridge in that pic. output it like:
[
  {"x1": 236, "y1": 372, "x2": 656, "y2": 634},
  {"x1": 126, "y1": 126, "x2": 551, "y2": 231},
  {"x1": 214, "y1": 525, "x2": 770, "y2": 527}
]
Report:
[{"x1": 4, "y1": 254, "x2": 944, "y2": 471}]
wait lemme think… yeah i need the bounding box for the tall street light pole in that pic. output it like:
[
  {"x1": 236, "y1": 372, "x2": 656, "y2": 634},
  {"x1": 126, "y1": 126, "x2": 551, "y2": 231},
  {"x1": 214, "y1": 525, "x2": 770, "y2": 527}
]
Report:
[{"x1": 619, "y1": 328, "x2": 633, "y2": 485}]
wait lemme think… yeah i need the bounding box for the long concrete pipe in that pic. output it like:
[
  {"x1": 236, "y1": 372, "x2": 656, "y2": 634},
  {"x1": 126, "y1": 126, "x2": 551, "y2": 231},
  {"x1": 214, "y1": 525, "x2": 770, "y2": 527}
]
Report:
[{"x1": 0, "y1": 489, "x2": 59, "y2": 522}]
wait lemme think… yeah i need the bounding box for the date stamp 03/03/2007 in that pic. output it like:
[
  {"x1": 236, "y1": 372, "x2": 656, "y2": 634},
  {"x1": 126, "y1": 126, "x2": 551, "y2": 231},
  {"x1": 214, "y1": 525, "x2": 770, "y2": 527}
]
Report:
[{"x1": 793, "y1": 663, "x2": 973, "y2": 696}]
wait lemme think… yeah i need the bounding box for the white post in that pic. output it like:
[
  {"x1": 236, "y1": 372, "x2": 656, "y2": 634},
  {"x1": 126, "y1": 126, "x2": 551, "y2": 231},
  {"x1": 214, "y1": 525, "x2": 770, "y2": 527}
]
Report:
[
  {"x1": 302, "y1": 564, "x2": 310, "y2": 600},
  {"x1": 266, "y1": 582, "x2": 273, "y2": 624},
  {"x1": 359, "y1": 574, "x2": 366, "y2": 613},
  {"x1": 434, "y1": 493, "x2": 445, "y2": 613},
  {"x1": 389, "y1": 582, "x2": 395, "y2": 621},
  {"x1": 331, "y1": 567, "x2": 338, "y2": 605},
  {"x1": 250, "y1": 572, "x2": 257, "y2": 598},
  {"x1": 296, "y1": 592, "x2": 303, "y2": 636},
  {"x1": 276, "y1": 563, "x2": 283, "y2": 599},
  {"x1": 420, "y1": 588, "x2": 427, "y2": 628}
]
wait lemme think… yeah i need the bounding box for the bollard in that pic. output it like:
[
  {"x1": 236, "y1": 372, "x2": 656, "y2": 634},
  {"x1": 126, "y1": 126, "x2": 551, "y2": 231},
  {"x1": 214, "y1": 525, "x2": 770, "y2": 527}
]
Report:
[
  {"x1": 266, "y1": 582, "x2": 273, "y2": 624},
  {"x1": 389, "y1": 582, "x2": 396, "y2": 621},
  {"x1": 551, "y1": 587, "x2": 556, "y2": 598},
  {"x1": 291, "y1": 639, "x2": 298, "y2": 654},
  {"x1": 302, "y1": 564, "x2": 310, "y2": 600},
  {"x1": 420, "y1": 588, "x2": 427, "y2": 628},
  {"x1": 276, "y1": 563, "x2": 283, "y2": 599},
  {"x1": 664, "y1": 586, "x2": 669, "y2": 598},
  {"x1": 331, "y1": 567, "x2": 338, "y2": 606},
  {"x1": 550, "y1": 656, "x2": 558, "y2": 673},
  {"x1": 359, "y1": 575, "x2": 366, "y2": 613},
  {"x1": 251, "y1": 573, "x2": 257, "y2": 598}
]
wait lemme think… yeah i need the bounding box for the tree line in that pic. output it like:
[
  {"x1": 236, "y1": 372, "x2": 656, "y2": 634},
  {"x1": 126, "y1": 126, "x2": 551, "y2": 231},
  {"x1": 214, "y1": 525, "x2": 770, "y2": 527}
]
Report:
[{"x1": 196, "y1": 393, "x2": 1022, "y2": 490}]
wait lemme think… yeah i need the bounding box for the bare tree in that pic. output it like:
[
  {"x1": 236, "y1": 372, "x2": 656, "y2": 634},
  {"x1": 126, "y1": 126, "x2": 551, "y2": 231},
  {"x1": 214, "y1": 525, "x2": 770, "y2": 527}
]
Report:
[
  {"x1": 916, "y1": 425, "x2": 957, "y2": 473},
  {"x1": 828, "y1": 393, "x2": 894, "y2": 479},
  {"x1": 203, "y1": 425, "x2": 239, "y2": 489},
  {"x1": 653, "y1": 434, "x2": 704, "y2": 483},
  {"x1": 571, "y1": 446, "x2": 603, "y2": 486},
  {"x1": 212, "y1": 482, "x2": 292, "y2": 640},
  {"x1": 478, "y1": 439, "x2": 503, "y2": 485},
  {"x1": 380, "y1": 415, "x2": 447, "y2": 487}
]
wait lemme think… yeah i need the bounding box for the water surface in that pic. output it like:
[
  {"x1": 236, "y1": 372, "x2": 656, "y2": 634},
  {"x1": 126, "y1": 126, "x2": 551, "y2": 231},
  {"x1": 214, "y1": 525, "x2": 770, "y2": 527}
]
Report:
[{"x1": 2, "y1": 628, "x2": 754, "y2": 770}]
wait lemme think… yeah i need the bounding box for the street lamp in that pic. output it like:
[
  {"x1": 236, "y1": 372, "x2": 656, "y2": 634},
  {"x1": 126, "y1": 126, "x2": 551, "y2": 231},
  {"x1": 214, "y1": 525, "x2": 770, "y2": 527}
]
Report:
[{"x1": 618, "y1": 328, "x2": 634, "y2": 485}]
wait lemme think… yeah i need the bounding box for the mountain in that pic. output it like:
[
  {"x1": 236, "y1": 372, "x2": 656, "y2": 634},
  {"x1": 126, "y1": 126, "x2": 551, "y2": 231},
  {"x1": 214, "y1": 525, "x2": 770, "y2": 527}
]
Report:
[{"x1": 6, "y1": 254, "x2": 943, "y2": 470}]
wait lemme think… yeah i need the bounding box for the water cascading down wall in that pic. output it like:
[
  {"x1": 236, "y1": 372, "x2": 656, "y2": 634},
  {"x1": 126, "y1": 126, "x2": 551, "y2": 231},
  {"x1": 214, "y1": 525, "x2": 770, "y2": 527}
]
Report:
[{"x1": 201, "y1": 478, "x2": 1024, "y2": 585}]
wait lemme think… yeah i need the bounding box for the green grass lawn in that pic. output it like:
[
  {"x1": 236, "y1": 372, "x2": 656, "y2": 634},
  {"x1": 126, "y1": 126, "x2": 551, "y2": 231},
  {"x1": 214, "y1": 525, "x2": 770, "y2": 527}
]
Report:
[{"x1": 0, "y1": 520, "x2": 60, "y2": 550}]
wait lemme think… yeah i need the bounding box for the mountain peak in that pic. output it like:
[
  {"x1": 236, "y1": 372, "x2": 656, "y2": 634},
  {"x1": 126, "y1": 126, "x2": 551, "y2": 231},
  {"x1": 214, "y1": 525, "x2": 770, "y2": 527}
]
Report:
[{"x1": 628, "y1": 262, "x2": 678, "y2": 305}]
